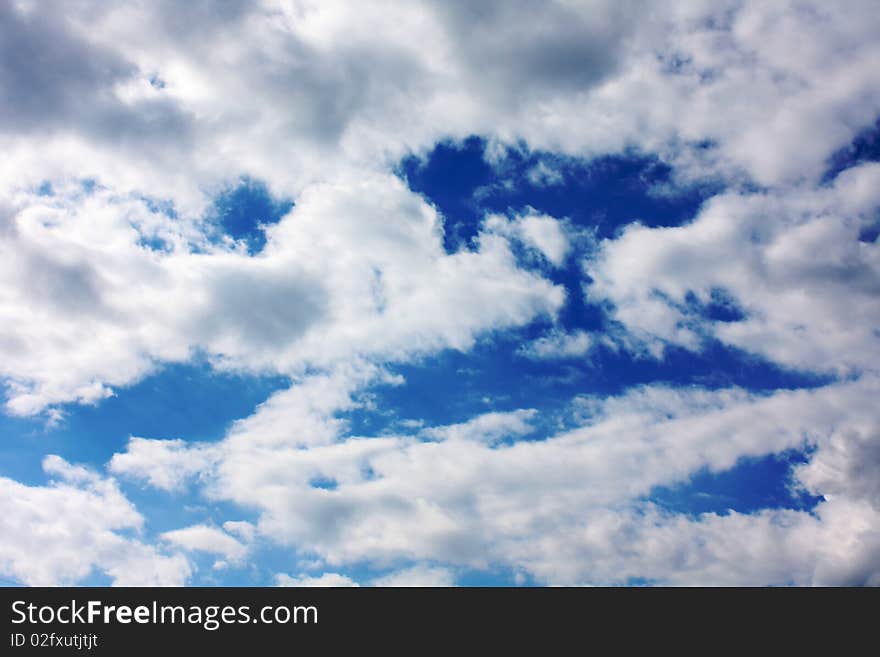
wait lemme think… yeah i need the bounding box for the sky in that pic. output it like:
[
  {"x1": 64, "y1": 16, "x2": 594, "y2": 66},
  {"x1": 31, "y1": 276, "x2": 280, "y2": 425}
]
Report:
[{"x1": 1, "y1": 0, "x2": 879, "y2": 587}]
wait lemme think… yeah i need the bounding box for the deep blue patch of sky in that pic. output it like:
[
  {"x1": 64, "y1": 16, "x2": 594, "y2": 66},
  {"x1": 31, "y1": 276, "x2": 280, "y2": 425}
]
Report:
[
  {"x1": 399, "y1": 136, "x2": 722, "y2": 332},
  {"x1": 338, "y1": 140, "x2": 839, "y2": 531},
  {"x1": 647, "y1": 448, "x2": 823, "y2": 516},
  {"x1": 341, "y1": 330, "x2": 831, "y2": 440},
  {"x1": 823, "y1": 116, "x2": 880, "y2": 243},
  {"x1": 343, "y1": 141, "x2": 832, "y2": 441},
  {"x1": 399, "y1": 136, "x2": 719, "y2": 253},
  {"x1": 0, "y1": 361, "x2": 287, "y2": 486},
  {"x1": 210, "y1": 177, "x2": 293, "y2": 254},
  {"x1": 823, "y1": 115, "x2": 880, "y2": 183}
]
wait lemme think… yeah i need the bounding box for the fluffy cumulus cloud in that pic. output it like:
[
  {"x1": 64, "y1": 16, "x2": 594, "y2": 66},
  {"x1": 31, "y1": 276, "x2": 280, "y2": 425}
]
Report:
[
  {"x1": 587, "y1": 163, "x2": 880, "y2": 370},
  {"x1": 518, "y1": 329, "x2": 593, "y2": 360},
  {"x1": 371, "y1": 565, "x2": 456, "y2": 587},
  {"x1": 276, "y1": 572, "x2": 359, "y2": 587},
  {"x1": 484, "y1": 212, "x2": 572, "y2": 266},
  {"x1": 0, "y1": 456, "x2": 190, "y2": 585},
  {"x1": 1, "y1": 0, "x2": 880, "y2": 585},
  {"x1": 109, "y1": 373, "x2": 880, "y2": 585},
  {"x1": 161, "y1": 524, "x2": 249, "y2": 562},
  {"x1": 0, "y1": 175, "x2": 561, "y2": 415}
]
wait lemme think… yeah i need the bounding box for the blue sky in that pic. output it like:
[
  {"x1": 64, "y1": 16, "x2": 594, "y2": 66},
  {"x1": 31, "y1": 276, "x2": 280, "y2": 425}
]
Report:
[{"x1": 1, "y1": 1, "x2": 880, "y2": 587}]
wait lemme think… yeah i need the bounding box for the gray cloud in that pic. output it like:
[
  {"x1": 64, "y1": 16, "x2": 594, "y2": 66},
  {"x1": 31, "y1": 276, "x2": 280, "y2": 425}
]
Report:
[
  {"x1": 433, "y1": 0, "x2": 639, "y2": 101},
  {"x1": 0, "y1": 2, "x2": 195, "y2": 159},
  {"x1": 0, "y1": 3, "x2": 132, "y2": 131}
]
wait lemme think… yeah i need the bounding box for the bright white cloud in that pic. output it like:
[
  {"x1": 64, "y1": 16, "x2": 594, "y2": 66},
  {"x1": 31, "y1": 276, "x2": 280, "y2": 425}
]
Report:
[
  {"x1": 0, "y1": 456, "x2": 190, "y2": 585},
  {"x1": 526, "y1": 161, "x2": 565, "y2": 187},
  {"x1": 371, "y1": 565, "x2": 456, "y2": 587},
  {"x1": 420, "y1": 409, "x2": 537, "y2": 445},
  {"x1": 1, "y1": 175, "x2": 562, "y2": 416},
  {"x1": 485, "y1": 213, "x2": 571, "y2": 266},
  {"x1": 2, "y1": 0, "x2": 878, "y2": 414},
  {"x1": 586, "y1": 163, "x2": 880, "y2": 372},
  {"x1": 519, "y1": 330, "x2": 593, "y2": 360},
  {"x1": 111, "y1": 370, "x2": 880, "y2": 585},
  {"x1": 161, "y1": 524, "x2": 248, "y2": 562},
  {"x1": 108, "y1": 438, "x2": 216, "y2": 491},
  {"x1": 510, "y1": 496, "x2": 880, "y2": 586},
  {"x1": 0, "y1": 0, "x2": 877, "y2": 206},
  {"x1": 276, "y1": 572, "x2": 359, "y2": 587}
]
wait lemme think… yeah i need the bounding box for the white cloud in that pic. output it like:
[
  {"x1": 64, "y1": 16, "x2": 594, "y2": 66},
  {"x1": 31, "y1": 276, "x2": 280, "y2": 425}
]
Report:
[
  {"x1": 108, "y1": 438, "x2": 216, "y2": 491},
  {"x1": 371, "y1": 565, "x2": 455, "y2": 587},
  {"x1": 485, "y1": 212, "x2": 571, "y2": 266},
  {"x1": 111, "y1": 369, "x2": 880, "y2": 585},
  {"x1": 519, "y1": 329, "x2": 593, "y2": 360},
  {"x1": 420, "y1": 409, "x2": 537, "y2": 445},
  {"x1": 526, "y1": 161, "x2": 565, "y2": 187},
  {"x1": 0, "y1": 456, "x2": 190, "y2": 585},
  {"x1": 2, "y1": 0, "x2": 879, "y2": 414},
  {"x1": 1, "y1": 175, "x2": 562, "y2": 416},
  {"x1": 586, "y1": 163, "x2": 880, "y2": 373},
  {"x1": 795, "y1": 427, "x2": 880, "y2": 509},
  {"x1": 0, "y1": 0, "x2": 876, "y2": 206},
  {"x1": 276, "y1": 572, "x2": 359, "y2": 587},
  {"x1": 509, "y1": 497, "x2": 880, "y2": 586},
  {"x1": 223, "y1": 520, "x2": 257, "y2": 542},
  {"x1": 161, "y1": 524, "x2": 248, "y2": 562}
]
